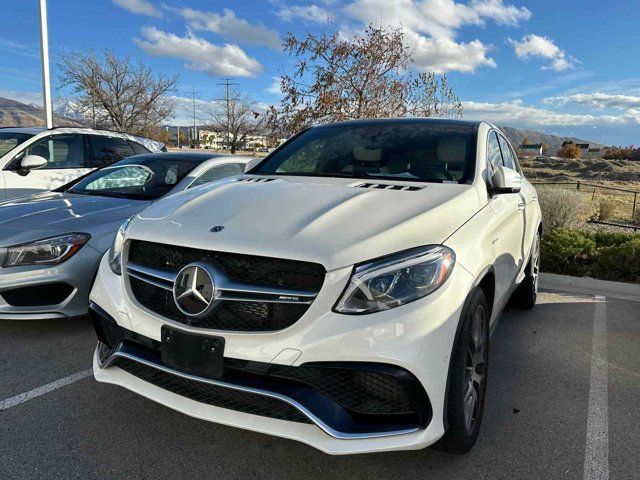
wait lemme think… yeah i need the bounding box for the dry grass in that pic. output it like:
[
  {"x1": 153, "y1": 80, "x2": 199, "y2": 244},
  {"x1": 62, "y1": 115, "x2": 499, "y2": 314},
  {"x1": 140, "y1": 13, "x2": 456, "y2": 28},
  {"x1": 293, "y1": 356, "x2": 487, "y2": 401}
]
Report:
[{"x1": 522, "y1": 157, "x2": 640, "y2": 222}]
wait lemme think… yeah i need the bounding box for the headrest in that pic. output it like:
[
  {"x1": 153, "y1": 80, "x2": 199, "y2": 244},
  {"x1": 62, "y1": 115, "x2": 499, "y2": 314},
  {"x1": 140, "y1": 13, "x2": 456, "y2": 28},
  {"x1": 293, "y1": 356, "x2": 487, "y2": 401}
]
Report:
[
  {"x1": 437, "y1": 136, "x2": 467, "y2": 164},
  {"x1": 353, "y1": 147, "x2": 382, "y2": 162}
]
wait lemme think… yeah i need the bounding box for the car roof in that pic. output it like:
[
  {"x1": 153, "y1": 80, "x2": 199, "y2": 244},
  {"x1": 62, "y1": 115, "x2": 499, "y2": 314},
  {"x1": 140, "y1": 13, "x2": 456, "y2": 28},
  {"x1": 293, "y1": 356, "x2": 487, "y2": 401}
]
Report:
[
  {"x1": 312, "y1": 118, "x2": 483, "y2": 129},
  {"x1": 117, "y1": 152, "x2": 252, "y2": 165}
]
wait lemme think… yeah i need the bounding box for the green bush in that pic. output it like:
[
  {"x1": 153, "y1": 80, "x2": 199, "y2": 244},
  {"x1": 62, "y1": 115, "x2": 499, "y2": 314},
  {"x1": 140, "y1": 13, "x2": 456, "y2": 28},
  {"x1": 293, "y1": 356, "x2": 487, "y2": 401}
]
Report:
[
  {"x1": 542, "y1": 229, "x2": 640, "y2": 283},
  {"x1": 593, "y1": 238, "x2": 640, "y2": 283}
]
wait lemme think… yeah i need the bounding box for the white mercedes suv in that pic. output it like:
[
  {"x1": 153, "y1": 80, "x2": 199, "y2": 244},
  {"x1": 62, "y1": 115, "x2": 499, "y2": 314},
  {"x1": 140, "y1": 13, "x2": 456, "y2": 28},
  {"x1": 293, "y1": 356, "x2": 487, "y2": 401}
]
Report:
[{"x1": 89, "y1": 119, "x2": 541, "y2": 455}]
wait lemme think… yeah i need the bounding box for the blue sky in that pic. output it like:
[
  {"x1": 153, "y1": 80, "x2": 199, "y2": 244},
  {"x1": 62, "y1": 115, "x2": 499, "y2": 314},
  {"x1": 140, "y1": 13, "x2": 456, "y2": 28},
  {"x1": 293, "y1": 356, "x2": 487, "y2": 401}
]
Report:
[{"x1": 3, "y1": 0, "x2": 640, "y2": 145}]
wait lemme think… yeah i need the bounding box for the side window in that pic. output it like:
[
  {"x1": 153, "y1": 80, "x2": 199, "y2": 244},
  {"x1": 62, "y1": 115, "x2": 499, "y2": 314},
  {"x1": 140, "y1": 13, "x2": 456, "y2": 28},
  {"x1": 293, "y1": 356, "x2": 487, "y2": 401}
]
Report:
[
  {"x1": 20, "y1": 134, "x2": 86, "y2": 169},
  {"x1": 129, "y1": 141, "x2": 150, "y2": 155},
  {"x1": 498, "y1": 135, "x2": 517, "y2": 170},
  {"x1": 90, "y1": 135, "x2": 136, "y2": 168},
  {"x1": 189, "y1": 163, "x2": 244, "y2": 188},
  {"x1": 487, "y1": 132, "x2": 503, "y2": 170}
]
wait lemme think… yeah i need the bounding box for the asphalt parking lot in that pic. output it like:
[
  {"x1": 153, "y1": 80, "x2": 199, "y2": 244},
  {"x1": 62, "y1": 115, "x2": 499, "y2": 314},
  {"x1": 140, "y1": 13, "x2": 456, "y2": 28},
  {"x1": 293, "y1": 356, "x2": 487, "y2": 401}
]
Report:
[{"x1": 1, "y1": 291, "x2": 638, "y2": 480}]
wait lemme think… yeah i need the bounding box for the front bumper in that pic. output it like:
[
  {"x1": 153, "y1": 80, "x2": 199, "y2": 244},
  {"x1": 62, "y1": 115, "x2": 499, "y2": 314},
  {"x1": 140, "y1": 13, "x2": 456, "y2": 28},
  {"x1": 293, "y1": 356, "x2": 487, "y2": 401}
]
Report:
[
  {"x1": 0, "y1": 244, "x2": 103, "y2": 320},
  {"x1": 90, "y1": 252, "x2": 475, "y2": 454}
]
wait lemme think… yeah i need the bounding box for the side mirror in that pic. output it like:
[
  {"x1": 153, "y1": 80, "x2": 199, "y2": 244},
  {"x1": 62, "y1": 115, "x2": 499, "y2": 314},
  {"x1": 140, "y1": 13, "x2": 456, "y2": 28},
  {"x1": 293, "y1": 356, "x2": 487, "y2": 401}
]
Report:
[
  {"x1": 20, "y1": 155, "x2": 48, "y2": 171},
  {"x1": 489, "y1": 165, "x2": 522, "y2": 195}
]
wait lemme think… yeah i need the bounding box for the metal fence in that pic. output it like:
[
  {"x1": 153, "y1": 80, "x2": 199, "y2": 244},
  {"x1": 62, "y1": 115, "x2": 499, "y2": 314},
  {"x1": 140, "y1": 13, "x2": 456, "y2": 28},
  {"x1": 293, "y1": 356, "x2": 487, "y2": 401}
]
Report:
[{"x1": 532, "y1": 180, "x2": 640, "y2": 228}]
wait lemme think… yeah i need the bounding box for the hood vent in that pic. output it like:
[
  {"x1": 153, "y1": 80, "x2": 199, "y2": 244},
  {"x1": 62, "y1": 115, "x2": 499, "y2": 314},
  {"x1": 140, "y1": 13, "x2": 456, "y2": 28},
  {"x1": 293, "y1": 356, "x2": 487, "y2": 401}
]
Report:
[
  {"x1": 353, "y1": 182, "x2": 425, "y2": 192},
  {"x1": 237, "y1": 177, "x2": 276, "y2": 183}
]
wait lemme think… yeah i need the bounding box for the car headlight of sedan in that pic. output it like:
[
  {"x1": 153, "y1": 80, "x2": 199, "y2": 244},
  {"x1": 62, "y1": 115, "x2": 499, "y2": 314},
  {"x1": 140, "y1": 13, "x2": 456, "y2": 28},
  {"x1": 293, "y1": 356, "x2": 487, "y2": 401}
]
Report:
[
  {"x1": 333, "y1": 246, "x2": 455, "y2": 315},
  {"x1": 108, "y1": 217, "x2": 133, "y2": 275},
  {"x1": 3, "y1": 233, "x2": 91, "y2": 267}
]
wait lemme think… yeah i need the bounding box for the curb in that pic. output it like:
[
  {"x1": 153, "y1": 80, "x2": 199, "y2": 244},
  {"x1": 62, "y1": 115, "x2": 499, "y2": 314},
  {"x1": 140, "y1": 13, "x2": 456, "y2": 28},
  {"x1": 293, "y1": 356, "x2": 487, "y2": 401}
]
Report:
[{"x1": 540, "y1": 272, "x2": 640, "y2": 302}]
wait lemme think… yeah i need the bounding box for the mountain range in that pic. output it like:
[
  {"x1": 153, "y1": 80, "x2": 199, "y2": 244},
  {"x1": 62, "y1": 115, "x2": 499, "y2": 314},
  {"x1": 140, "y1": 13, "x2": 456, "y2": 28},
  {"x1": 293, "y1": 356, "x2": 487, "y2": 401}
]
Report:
[{"x1": 0, "y1": 96, "x2": 606, "y2": 150}]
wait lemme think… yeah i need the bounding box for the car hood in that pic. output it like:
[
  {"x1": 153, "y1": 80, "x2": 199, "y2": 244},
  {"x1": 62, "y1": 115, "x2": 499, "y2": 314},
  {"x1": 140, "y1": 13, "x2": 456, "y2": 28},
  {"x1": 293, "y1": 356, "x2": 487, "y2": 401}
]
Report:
[
  {"x1": 0, "y1": 191, "x2": 149, "y2": 244},
  {"x1": 129, "y1": 177, "x2": 483, "y2": 271}
]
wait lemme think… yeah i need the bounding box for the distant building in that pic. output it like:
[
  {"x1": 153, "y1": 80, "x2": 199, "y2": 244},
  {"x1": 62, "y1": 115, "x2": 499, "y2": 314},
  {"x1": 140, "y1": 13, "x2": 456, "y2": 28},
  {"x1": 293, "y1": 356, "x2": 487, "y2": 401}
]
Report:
[{"x1": 518, "y1": 143, "x2": 543, "y2": 157}]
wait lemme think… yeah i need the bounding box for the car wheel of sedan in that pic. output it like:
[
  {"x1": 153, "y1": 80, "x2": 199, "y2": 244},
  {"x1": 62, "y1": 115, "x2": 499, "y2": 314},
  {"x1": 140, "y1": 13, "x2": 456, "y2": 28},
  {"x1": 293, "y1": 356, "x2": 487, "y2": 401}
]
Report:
[
  {"x1": 512, "y1": 230, "x2": 541, "y2": 310},
  {"x1": 441, "y1": 288, "x2": 490, "y2": 454}
]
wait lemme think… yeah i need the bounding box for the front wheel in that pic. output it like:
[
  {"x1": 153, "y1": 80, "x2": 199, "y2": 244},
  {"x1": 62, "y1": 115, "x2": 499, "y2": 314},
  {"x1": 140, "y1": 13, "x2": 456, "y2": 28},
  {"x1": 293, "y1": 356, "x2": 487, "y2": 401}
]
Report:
[
  {"x1": 440, "y1": 288, "x2": 490, "y2": 454},
  {"x1": 512, "y1": 230, "x2": 541, "y2": 309}
]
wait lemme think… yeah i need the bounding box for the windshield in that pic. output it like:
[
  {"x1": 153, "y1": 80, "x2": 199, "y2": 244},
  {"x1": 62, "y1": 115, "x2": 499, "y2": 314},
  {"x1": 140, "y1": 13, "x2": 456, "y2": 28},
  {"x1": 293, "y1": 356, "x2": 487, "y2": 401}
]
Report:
[
  {"x1": 0, "y1": 132, "x2": 35, "y2": 157},
  {"x1": 253, "y1": 121, "x2": 478, "y2": 183},
  {"x1": 68, "y1": 156, "x2": 196, "y2": 200}
]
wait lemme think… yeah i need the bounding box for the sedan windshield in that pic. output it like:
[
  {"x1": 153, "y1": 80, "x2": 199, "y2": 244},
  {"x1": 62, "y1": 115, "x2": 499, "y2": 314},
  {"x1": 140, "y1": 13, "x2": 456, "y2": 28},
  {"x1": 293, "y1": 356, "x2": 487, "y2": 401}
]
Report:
[
  {"x1": 68, "y1": 157, "x2": 196, "y2": 200},
  {"x1": 253, "y1": 121, "x2": 478, "y2": 183},
  {"x1": 0, "y1": 132, "x2": 35, "y2": 157}
]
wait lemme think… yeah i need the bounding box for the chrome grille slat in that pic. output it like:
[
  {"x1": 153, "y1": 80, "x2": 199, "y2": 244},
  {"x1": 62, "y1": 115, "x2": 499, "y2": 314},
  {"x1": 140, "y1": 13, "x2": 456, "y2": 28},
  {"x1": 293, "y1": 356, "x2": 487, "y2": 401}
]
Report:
[{"x1": 126, "y1": 262, "x2": 317, "y2": 305}]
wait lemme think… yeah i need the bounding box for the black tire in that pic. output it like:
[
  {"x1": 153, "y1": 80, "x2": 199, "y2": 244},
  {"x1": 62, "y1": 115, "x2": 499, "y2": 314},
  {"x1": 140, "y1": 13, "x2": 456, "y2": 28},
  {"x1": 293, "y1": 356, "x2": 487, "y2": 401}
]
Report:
[
  {"x1": 512, "y1": 230, "x2": 541, "y2": 310},
  {"x1": 440, "y1": 288, "x2": 490, "y2": 454}
]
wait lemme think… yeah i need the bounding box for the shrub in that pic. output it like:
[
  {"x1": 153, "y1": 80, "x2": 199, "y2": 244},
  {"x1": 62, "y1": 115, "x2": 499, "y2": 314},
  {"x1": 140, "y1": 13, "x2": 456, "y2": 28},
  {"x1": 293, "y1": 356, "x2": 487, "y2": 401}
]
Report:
[
  {"x1": 537, "y1": 188, "x2": 591, "y2": 231},
  {"x1": 592, "y1": 238, "x2": 640, "y2": 283},
  {"x1": 542, "y1": 229, "x2": 640, "y2": 283},
  {"x1": 557, "y1": 143, "x2": 581, "y2": 159},
  {"x1": 598, "y1": 199, "x2": 617, "y2": 221},
  {"x1": 541, "y1": 229, "x2": 596, "y2": 277}
]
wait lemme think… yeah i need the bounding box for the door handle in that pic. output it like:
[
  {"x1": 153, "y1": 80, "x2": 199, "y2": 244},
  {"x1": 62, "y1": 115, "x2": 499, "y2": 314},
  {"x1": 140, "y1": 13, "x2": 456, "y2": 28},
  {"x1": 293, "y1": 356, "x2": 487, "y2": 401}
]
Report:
[{"x1": 517, "y1": 200, "x2": 525, "y2": 210}]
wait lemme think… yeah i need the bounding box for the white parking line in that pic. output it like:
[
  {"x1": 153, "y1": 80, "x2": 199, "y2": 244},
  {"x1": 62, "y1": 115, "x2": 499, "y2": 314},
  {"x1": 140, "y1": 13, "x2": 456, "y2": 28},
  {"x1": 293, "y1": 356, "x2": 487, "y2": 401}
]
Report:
[
  {"x1": 0, "y1": 369, "x2": 92, "y2": 412},
  {"x1": 583, "y1": 295, "x2": 608, "y2": 480}
]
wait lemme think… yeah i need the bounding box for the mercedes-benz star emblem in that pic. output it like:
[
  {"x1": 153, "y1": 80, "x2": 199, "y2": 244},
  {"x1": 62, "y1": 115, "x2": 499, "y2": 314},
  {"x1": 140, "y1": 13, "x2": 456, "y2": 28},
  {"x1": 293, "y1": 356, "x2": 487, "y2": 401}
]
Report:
[{"x1": 173, "y1": 264, "x2": 216, "y2": 317}]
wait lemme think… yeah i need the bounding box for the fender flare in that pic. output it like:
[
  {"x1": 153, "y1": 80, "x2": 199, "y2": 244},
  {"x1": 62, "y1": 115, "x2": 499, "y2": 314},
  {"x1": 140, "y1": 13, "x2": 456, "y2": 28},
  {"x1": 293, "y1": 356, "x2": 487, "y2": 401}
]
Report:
[{"x1": 441, "y1": 263, "x2": 495, "y2": 431}]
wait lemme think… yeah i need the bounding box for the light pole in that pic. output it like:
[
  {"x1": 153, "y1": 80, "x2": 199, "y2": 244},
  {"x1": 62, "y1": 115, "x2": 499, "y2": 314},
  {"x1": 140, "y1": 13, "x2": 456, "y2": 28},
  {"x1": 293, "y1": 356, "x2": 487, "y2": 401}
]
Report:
[{"x1": 38, "y1": 0, "x2": 53, "y2": 129}]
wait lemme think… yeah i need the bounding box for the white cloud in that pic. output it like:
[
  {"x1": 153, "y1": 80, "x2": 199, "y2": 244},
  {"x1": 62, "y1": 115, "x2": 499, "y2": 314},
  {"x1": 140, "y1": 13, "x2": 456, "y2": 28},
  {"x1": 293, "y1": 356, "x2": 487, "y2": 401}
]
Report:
[
  {"x1": 508, "y1": 34, "x2": 576, "y2": 72},
  {"x1": 544, "y1": 92, "x2": 640, "y2": 110},
  {"x1": 135, "y1": 27, "x2": 262, "y2": 77},
  {"x1": 463, "y1": 100, "x2": 640, "y2": 127},
  {"x1": 341, "y1": 0, "x2": 530, "y2": 73},
  {"x1": 470, "y1": 0, "x2": 531, "y2": 26},
  {"x1": 179, "y1": 8, "x2": 280, "y2": 50},
  {"x1": 266, "y1": 77, "x2": 282, "y2": 95},
  {"x1": 111, "y1": 0, "x2": 161, "y2": 18},
  {"x1": 409, "y1": 34, "x2": 496, "y2": 74},
  {"x1": 277, "y1": 4, "x2": 333, "y2": 23}
]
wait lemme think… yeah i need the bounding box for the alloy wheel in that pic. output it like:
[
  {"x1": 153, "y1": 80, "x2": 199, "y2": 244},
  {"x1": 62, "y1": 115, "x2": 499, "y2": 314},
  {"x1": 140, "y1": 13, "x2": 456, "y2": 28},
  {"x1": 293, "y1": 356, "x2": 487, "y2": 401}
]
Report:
[
  {"x1": 532, "y1": 232, "x2": 541, "y2": 293},
  {"x1": 463, "y1": 305, "x2": 488, "y2": 434}
]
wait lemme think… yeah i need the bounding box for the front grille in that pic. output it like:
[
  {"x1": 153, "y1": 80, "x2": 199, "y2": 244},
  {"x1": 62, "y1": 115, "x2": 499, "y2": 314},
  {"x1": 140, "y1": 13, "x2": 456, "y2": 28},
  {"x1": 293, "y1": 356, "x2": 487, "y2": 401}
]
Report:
[
  {"x1": 128, "y1": 240, "x2": 325, "y2": 291},
  {"x1": 1, "y1": 283, "x2": 73, "y2": 307},
  {"x1": 129, "y1": 277, "x2": 310, "y2": 331},
  {"x1": 115, "y1": 358, "x2": 312, "y2": 424},
  {"x1": 126, "y1": 240, "x2": 325, "y2": 332}
]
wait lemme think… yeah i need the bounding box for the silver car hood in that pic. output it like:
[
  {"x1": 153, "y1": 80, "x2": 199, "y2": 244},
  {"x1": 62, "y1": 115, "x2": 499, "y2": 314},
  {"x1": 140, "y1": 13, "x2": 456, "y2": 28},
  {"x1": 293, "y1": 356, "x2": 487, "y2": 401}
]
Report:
[
  {"x1": 0, "y1": 192, "x2": 148, "y2": 244},
  {"x1": 129, "y1": 177, "x2": 482, "y2": 270}
]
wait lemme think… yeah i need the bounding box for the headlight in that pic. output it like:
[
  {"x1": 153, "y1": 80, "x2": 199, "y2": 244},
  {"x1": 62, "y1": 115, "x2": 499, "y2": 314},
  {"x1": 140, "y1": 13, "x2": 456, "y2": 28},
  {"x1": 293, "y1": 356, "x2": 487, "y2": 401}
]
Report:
[
  {"x1": 3, "y1": 233, "x2": 91, "y2": 267},
  {"x1": 108, "y1": 217, "x2": 133, "y2": 275},
  {"x1": 333, "y1": 246, "x2": 455, "y2": 314}
]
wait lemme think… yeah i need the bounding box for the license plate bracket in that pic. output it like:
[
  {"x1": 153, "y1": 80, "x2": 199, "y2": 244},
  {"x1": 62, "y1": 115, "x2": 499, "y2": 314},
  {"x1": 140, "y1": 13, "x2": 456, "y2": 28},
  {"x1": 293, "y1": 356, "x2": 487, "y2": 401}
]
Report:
[{"x1": 161, "y1": 325, "x2": 225, "y2": 378}]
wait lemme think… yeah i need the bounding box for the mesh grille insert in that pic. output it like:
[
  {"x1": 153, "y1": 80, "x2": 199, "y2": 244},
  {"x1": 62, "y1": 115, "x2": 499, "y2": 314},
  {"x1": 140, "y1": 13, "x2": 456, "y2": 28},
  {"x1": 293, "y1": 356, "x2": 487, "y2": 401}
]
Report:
[
  {"x1": 129, "y1": 276, "x2": 311, "y2": 332},
  {"x1": 115, "y1": 358, "x2": 312, "y2": 424},
  {"x1": 128, "y1": 240, "x2": 325, "y2": 291}
]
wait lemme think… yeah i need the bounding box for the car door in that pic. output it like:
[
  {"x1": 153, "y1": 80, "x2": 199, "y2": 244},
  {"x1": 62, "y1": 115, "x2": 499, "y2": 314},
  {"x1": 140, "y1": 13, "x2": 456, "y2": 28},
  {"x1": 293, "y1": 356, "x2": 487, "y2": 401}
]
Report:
[
  {"x1": 509, "y1": 146, "x2": 539, "y2": 262},
  {"x1": 487, "y1": 131, "x2": 526, "y2": 307},
  {"x1": 2, "y1": 133, "x2": 92, "y2": 199}
]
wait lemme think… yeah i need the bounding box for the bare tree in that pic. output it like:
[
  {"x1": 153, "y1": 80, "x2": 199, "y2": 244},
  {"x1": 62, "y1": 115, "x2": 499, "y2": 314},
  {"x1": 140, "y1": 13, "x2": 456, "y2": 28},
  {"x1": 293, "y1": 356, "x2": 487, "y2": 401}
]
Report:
[
  {"x1": 268, "y1": 25, "x2": 463, "y2": 136},
  {"x1": 204, "y1": 88, "x2": 262, "y2": 154},
  {"x1": 58, "y1": 50, "x2": 178, "y2": 136}
]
